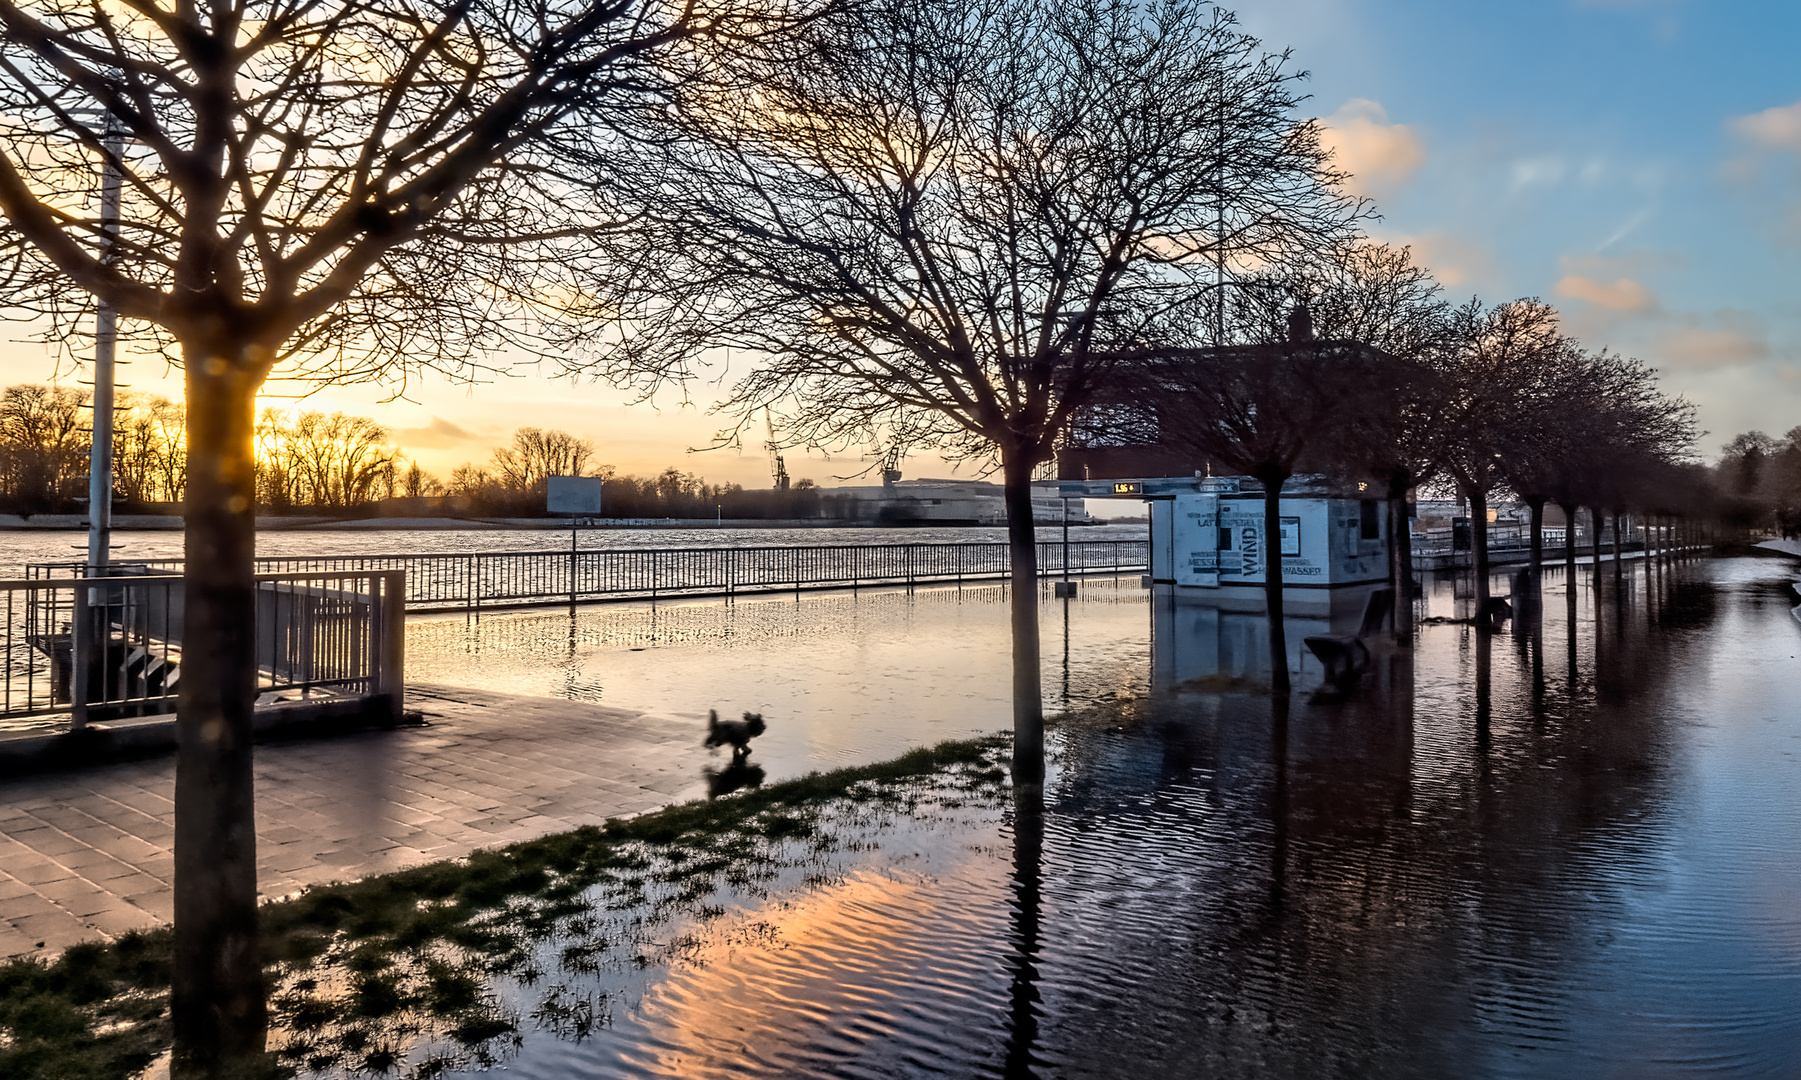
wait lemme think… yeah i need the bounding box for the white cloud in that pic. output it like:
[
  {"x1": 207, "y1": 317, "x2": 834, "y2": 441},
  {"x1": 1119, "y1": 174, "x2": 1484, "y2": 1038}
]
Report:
[
  {"x1": 1319, "y1": 99, "x2": 1425, "y2": 197},
  {"x1": 1660, "y1": 310, "x2": 1771, "y2": 372},
  {"x1": 1510, "y1": 156, "x2": 1568, "y2": 191},
  {"x1": 1731, "y1": 100, "x2": 1801, "y2": 153},
  {"x1": 1393, "y1": 232, "x2": 1498, "y2": 290},
  {"x1": 1554, "y1": 274, "x2": 1659, "y2": 313}
]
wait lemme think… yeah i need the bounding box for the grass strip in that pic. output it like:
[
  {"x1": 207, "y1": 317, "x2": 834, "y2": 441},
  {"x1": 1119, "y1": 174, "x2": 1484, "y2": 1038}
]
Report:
[{"x1": 0, "y1": 733, "x2": 1007, "y2": 1080}]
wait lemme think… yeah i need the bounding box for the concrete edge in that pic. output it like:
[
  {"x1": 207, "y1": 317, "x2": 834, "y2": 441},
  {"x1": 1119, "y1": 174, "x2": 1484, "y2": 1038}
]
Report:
[{"x1": 0, "y1": 697, "x2": 409, "y2": 778}]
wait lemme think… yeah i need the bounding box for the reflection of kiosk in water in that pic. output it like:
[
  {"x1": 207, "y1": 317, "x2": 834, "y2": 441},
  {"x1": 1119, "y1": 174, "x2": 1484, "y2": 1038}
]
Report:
[{"x1": 1061, "y1": 473, "x2": 1392, "y2": 692}]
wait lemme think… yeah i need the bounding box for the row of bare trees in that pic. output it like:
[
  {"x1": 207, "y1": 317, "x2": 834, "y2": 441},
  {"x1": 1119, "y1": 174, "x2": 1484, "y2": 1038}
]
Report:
[
  {"x1": 0, "y1": 391, "x2": 841, "y2": 518},
  {"x1": 0, "y1": 383, "x2": 184, "y2": 511},
  {"x1": 1104, "y1": 247, "x2": 1699, "y2": 690},
  {"x1": 447, "y1": 426, "x2": 833, "y2": 518}
]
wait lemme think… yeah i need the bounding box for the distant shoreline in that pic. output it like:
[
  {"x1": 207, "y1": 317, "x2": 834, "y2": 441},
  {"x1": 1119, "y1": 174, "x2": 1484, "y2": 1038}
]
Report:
[{"x1": 0, "y1": 513, "x2": 1126, "y2": 532}]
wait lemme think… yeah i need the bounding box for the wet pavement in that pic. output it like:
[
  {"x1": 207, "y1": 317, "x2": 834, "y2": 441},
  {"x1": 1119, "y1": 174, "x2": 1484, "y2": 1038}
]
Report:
[
  {"x1": 0, "y1": 686, "x2": 715, "y2": 958},
  {"x1": 0, "y1": 574, "x2": 1149, "y2": 958}
]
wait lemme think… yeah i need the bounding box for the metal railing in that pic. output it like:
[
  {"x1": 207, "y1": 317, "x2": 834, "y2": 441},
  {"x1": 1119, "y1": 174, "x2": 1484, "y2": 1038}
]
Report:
[
  {"x1": 30, "y1": 540, "x2": 1148, "y2": 613},
  {"x1": 1411, "y1": 525, "x2": 1533, "y2": 558},
  {"x1": 2, "y1": 570, "x2": 404, "y2": 732},
  {"x1": 1411, "y1": 523, "x2": 1646, "y2": 560}
]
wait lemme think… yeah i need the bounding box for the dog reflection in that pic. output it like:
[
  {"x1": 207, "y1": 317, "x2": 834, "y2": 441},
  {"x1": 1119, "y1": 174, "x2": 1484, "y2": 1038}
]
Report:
[{"x1": 705, "y1": 758, "x2": 766, "y2": 799}]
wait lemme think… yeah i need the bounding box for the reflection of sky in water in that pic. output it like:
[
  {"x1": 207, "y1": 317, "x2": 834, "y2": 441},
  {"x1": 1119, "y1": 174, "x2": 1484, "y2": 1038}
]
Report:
[
  {"x1": 388, "y1": 555, "x2": 1801, "y2": 1079},
  {"x1": 406, "y1": 577, "x2": 1152, "y2": 770},
  {"x1": 0, "y1": 522, "x2": 1148, "y2": 577}
]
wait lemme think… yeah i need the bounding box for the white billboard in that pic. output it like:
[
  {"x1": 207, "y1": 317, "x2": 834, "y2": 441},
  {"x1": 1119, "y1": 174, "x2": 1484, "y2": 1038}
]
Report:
[{"x1": 546, "y1": 475, "x2": 603, "y2": 516}]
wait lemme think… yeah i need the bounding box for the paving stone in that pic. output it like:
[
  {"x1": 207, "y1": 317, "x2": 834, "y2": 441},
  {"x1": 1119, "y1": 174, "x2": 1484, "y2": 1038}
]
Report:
[{"x1": 0, "y1": 683, "x2": 725, "y2": 956}]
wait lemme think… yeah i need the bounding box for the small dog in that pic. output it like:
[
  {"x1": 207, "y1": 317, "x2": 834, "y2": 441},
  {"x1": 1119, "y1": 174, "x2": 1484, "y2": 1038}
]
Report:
[{"x1": 704, "y1": 709, "x2": 766, "y2": 760}]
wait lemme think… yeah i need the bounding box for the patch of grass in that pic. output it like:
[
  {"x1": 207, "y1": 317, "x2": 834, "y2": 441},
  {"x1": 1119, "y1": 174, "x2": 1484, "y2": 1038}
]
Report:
[
  {"x1": 0, "y1": 931, "x2": 171, "y2": 1080},
  {"x1": 0, "y1": 734, "x2": 1008, "y2": 1079}
]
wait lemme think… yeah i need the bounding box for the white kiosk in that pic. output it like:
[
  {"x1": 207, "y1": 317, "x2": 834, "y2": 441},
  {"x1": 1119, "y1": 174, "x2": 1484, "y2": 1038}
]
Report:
[{"x1": 1062, "y1": 473, "x2": 1394, "y2": 692}]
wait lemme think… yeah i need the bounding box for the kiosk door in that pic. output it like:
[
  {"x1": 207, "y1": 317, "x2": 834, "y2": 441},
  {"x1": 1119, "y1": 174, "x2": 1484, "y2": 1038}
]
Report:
[{"x1": 1173, "y1": 494, "x2": 1222, "y2": 587}]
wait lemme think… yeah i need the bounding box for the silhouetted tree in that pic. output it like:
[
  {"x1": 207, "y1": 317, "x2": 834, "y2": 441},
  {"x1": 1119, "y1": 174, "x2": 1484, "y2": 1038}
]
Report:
[
  {"x1": 1239, "y1": 242, "x2": 1452, "y2": 641},
  {"x1": 491, "y1": 427, "x2": 597, "y2": 497},
  {"x1": 1435, "y1": 299, "x2": 1567, "y2": 621},
  {"x1": 0, "y1": 383, "x2": 86, "y2": 511},
  {"x1": 1120, "y1": 331, "x2": 1396, "y2": 694},
  {"x1": 0, "y1": 0, "x2": 787, "y2": 1065},
  {"x1": 594, "y1": 0, "x2": 1358, "y2": 765}
]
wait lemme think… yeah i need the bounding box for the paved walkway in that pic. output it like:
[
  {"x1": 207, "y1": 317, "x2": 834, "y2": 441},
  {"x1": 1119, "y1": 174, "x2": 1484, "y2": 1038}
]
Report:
[{"x1": 0, "y1": 685, "x2": 718, "y2": 959}]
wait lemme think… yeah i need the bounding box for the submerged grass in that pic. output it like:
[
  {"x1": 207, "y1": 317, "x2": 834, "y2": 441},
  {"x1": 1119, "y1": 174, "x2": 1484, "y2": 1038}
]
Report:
[{"x1": 0, "y1": 734, "x2": 1007, "y2": 1080}]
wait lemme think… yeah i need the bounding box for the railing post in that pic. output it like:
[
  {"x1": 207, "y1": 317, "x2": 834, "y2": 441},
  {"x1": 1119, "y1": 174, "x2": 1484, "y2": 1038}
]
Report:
[
  {"x1": 70, "y1": 582, "x2": 92, "y2": 730},
  {"x1": 379, "y1": 570, "x2": 406, "y2": 721}
]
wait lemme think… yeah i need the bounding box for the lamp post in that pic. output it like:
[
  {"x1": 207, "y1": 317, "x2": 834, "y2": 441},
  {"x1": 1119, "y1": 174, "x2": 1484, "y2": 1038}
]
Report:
[{"x1": 86, "y1": 105, "x2": 125, "y2": 575}]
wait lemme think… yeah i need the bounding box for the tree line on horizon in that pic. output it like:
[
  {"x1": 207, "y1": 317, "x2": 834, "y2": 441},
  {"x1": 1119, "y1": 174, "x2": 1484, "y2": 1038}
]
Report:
[{"x1": 0, "y1": 388, "x2": 836, "y2": 519}]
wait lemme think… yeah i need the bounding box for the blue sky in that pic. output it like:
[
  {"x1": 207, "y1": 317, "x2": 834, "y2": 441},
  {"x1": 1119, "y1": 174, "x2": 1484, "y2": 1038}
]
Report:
[
  {"x1": 1242, "y1": 0, "x2": 1801, "y2": 457},
  {"x1": 1, "y1": 0, "x2": 1795, "y2": 485}
]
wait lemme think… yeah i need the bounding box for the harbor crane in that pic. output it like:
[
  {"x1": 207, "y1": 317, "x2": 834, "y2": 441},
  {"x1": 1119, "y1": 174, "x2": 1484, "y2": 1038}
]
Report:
[{"x1": 765, "y1": 410, "x2": 790, "y2": 491}]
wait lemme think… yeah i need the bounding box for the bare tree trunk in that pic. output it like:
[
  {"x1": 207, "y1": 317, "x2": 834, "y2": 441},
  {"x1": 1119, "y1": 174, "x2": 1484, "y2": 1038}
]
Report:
[
  {"x1": 1258, "y1": 472, "x2": 1291, "y2": 696},
  {"x1": 1467, "y1": 483, "x2": 1491, "y2": 620},
  {"x1": 1591, "y1": 507, "x2": 1605, "y2": 585},
  {"x1": 1387, "y1": 472, "x2": 1414, "y2": 643},
  {"x1": 172, "y1": 362, "x2": 267, "y2": 1070},
  {"x1": 1611, "y1": 509, "x2": 1623, "y2": 584},
  {"x1": 1001, "y1": 453, "x2": 1044, "y2": 792},
  {"x1": 1559, "y1": 501, "x2": 1578, "y2": 594},
  {"x1": 1526, "y1": 495, "x2": 1545, "y2": 581}
]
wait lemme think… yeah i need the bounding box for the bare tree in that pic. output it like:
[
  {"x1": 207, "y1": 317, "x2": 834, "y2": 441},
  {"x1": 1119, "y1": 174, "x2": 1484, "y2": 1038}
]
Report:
[
  {"x1": 1434, "y1": 299, "x2": 1568, "y2": 622},
  {"x1": 262, "y1": 410, "x2": 400, "y2": 507},
  {"x1": 1242, "y1": 242, "x2": 1453, "y2": 641},
  {"x1": 1118, "y1": 332, "x2": 1397, "y2": 694},
  {"x1": 592, "y1": 0, "x2": 1357, "y2": 774},
  {"x1": 491, "y1": 426, "x2": 596, "y2": 493},
  {"x1": 0, "y1": 0, "x2": 789, "y2": 1064},
  {"x1": 113, "y1": 393, "x2": 187, "y2": 505},
  {"x1": 0, "y1": 383, "x2": 87, "y2": 511}
]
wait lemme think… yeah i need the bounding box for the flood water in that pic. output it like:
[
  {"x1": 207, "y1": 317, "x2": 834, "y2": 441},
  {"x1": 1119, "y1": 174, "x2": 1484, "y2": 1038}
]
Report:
[
  {"x1": 0, "y1": 522, "x2": 1145, "y2": 577},
  {"x1": 406, "y1": 574, "x2": 1152, "y2": 771},
  {"x1": 354, "y1": 552, "x2": 1801, "y2": 1079}
]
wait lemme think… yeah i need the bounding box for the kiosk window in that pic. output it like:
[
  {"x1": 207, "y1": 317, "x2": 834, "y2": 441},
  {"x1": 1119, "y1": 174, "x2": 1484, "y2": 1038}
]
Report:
[{"x1": 1359, "y1": 499, "x2": 1380, "y2": 540}]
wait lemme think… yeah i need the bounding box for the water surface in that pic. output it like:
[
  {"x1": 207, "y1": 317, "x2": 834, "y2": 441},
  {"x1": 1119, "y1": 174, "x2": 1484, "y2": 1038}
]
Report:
[{"x1": 309, "y1": 552, "x2": 1801, "y2": 1079}]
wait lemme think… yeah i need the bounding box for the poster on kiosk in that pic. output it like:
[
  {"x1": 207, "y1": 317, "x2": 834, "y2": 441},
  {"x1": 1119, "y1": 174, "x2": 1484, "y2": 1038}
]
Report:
[{"x1": 1170, "y1": 491, "x2": 1323, "y2": 587}]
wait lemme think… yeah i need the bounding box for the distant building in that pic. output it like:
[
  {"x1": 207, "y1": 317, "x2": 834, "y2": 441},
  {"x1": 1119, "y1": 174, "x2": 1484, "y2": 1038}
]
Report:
[{"x1": 830, "y1": 478, "x2": 1095, "y2": 526}]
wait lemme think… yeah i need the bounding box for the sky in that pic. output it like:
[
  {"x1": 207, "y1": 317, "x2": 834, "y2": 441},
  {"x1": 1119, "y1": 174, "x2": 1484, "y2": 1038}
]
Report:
[{"x1": 1, "y1": 0, "x2": 1797, "y2": 491}]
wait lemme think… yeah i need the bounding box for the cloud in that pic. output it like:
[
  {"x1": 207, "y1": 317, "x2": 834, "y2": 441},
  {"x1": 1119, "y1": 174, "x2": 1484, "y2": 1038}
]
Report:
[
  {"x1": 1731, "y1": 100, "x2": 1801, "y2": 153},
  {"x1": 393, "y1": 415, "x2": 483, "y2": 449},
  {"x1": 1660, "y1": 310, "x2": 1771, "y2": 372},
  {"x1": 1319, "y1": 99, "x2": 1425, "y2": 196},
  {"x1": 1554, "y1": 274, "x2": 1659, "y2": 313},
  {"x1": 1390, "y1": 232, "x2": 1497, "y2": 289},
  {"x1": 1509, "y1": 156, "x2": 1568, "y2": 191}
]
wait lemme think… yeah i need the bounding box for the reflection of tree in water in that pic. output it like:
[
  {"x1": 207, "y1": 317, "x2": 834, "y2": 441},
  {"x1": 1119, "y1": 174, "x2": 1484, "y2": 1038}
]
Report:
[{"x1": 1026, "y1": 561, "x2": 1712, "y2": 1076}]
